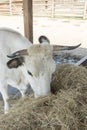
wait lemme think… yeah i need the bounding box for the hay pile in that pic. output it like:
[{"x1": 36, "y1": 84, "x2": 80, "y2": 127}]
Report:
[
  {"x1": 0, "y1": 64, "x2": 87, "y2": 130},
  {"x1": 51, "y1": 64, "x2": 87, "y2": 93}
]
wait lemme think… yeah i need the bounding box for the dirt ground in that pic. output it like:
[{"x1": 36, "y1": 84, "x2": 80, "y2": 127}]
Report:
[{"x1": 0, "y1": 16, "x2": 87, "y2": 57}]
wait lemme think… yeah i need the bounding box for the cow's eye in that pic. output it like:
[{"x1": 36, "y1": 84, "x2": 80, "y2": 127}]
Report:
[{"x1": 27, "y1": 70, "x2": 33, "y2": 77}]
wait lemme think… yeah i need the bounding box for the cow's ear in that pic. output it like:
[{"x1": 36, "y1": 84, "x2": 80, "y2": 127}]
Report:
[
  {"x1": 38, "y1": 36, "x2": 50, "y2": 44},
  {"x1": 7, "y1": 57, "x2": 24, "y2": 69}
]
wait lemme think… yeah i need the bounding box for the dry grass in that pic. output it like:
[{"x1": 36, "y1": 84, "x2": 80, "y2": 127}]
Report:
[
  {"x1": 51, "y1": 64, "x2": 87, "y2": 93},
  {"x1": 0, "y1": 64, "x2": 87, "y2": 130}
]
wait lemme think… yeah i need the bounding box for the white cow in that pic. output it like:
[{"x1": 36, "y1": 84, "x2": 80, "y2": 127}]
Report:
[
  {"x1": 0, "y1": 27, "x2": 31, "y2": 114},
  {"x1": 0, "y1": 27, "x2": 81, "y2": 114}
]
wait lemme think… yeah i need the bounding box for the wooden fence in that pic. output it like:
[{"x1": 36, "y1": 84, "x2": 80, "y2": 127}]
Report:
[
  {"x1": 0, "y1": 0, "x2": 23, "y2": 15},
  {"x1": 33, "y1": 0, "x2": 87, "y2": 19},
  {"x1": 0, "y1": 0, "x2": 87, "y2": 19}
]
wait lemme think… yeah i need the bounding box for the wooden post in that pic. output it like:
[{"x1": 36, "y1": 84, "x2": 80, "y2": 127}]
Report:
[
  {"x1": 23, "y1": 0, "x2": 33, "y2": 43},
  {"x1": 51, "y1": 0, "x2": 55, "y2": 18},
  {"x1": 83, "y1": 1, "x2": 87, "y2": 19},
  {"x1": 9, "y1": 0, "x2": 12, "y2": 15}
]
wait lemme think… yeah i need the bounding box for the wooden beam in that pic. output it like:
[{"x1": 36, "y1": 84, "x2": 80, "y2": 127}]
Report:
[
  {"x1": 9, "y1": 0, "x2": 12, "y2": 15},
  {"x1": 23, "y1": 0, "x2": 33, "y2": 43}
]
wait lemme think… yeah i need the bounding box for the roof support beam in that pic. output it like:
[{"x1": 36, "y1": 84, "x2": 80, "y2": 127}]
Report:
[{"x1": 23, "y1": 0, "x2": 33, "y2": 43}]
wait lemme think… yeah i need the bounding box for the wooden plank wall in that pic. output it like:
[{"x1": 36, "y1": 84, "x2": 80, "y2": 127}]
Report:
[
  {"x1": 0, "y1": 0, "x2": 87, "y2": 18},
  {"x1": 0, "y1": 2, "x2": 10, "y2": 15}
]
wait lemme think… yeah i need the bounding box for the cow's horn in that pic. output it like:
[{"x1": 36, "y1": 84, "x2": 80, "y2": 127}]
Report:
[
  {"x1": 7, "y1": 49, "x2": 28, "y2": 58},
  {"x1": 53, "y1": 43, "x2": 81, "y2": 51}
]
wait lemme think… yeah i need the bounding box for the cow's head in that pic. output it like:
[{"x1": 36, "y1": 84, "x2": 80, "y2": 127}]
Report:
[
  {"x1": 7, "y1": 44, "x2": 56, "y2": 98},
  {"x1": 7, "y1": 36, "x2": 81, "y2": 98}
]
